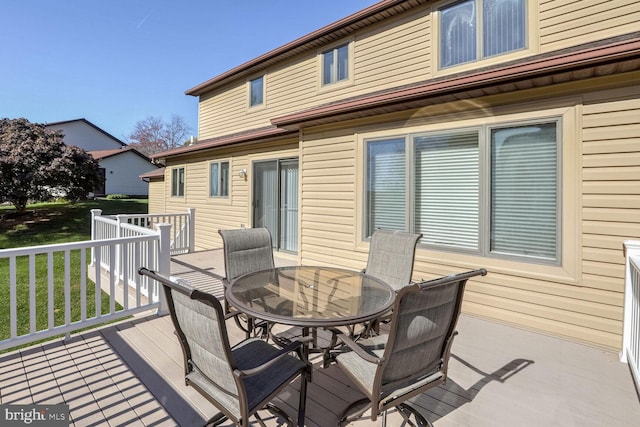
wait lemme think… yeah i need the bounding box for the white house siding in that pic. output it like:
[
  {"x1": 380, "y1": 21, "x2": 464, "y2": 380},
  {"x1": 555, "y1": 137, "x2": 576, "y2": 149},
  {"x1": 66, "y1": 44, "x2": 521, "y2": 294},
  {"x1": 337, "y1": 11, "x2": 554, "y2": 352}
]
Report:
[
  {"x1": 47, "y1": 120, "x2": 124, "y2": 151},
  {"x1": 100, "y1": 152, "x2": 151, "y2": 196}
]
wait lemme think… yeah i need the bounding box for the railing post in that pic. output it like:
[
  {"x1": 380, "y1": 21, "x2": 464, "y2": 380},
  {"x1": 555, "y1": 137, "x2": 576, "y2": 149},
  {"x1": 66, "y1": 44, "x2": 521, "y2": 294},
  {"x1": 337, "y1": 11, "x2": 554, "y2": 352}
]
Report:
[
  {"x1": 622, "y1": 240, "x2": 640, "y2": 362},
  {"x1": 156, "y1": 223, "x2": 172, "y2": 315},
  {"x1": 116, "y1": 215, "x2": 124, "y2": 280},
  {"x1": 188, "y1": 208, "x2": 195, "y2": 253},
  {"x1": 90, "y1": 209, "x2": 102, "y2": 266}
]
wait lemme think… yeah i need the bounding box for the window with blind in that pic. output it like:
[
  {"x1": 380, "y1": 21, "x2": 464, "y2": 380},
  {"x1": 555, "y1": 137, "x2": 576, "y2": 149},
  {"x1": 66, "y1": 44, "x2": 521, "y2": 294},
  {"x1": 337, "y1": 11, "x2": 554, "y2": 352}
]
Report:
[
  {"x1": 322, "y1": 43, "x2": 350, "y2": 86},
  {"x1": 490, "y1": 123, "x2": 558, "y2": 259},
  {"x1": 415, "y1": 132, "x2": 479, "y2": 250},
  {"x1": 440, "y1": 0, "x2": 526, "y2": 69},
  {"x1": 365, "y1": 120, "x2": 560, "y2": 263},
  {"x1": 366, "y1": 138, "x2": 406, "y2": 235},
  {"x1": 209, "y1": 161, "x2": 229, "y2": 197},
  {"x1": 171, "y1": 167, "x2": 184, "y2": 197},
  {"x1": 249, "y1": 76, "x2": 264, "y2": 107}
]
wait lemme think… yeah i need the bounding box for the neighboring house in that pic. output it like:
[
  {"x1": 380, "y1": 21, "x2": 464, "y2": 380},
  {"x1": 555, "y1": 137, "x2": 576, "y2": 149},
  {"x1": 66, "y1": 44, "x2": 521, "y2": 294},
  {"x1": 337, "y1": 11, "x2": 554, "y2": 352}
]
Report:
[
  {"x1": 46, "y1": 118, "x2": 159, "y2": 196},
  {"x1": 149, "y1": 0, "x2": 640, "y2": 351}
]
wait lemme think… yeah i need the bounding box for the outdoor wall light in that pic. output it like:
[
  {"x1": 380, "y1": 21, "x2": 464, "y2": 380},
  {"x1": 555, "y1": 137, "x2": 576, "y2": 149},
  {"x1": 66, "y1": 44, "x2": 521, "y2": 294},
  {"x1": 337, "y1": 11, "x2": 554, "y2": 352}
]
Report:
[{"x1": 238, "y1": 168, "x2": 247, "y2": 179}]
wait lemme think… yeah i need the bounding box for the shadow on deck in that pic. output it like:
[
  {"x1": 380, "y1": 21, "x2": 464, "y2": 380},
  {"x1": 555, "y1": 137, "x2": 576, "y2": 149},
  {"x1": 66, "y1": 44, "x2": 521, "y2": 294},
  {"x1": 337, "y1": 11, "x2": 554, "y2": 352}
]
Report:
[{"x1": 1, "y1": 250, "x2": 638, "y2": 426}]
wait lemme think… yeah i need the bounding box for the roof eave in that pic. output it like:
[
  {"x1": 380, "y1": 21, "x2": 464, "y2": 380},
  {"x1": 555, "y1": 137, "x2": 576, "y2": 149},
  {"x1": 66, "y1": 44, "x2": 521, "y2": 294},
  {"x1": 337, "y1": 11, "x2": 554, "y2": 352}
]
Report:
[
  {"x1": 151, "y1": 126, "x2": 298, "y2": 161},
  {"x1": 271, "y1": 34, "x2": 640, "y2": 130}
]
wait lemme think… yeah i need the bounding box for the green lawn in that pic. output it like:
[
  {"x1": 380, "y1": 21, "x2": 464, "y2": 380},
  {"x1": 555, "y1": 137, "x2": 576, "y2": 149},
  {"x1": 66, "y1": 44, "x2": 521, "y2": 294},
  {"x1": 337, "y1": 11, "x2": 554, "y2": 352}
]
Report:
[{"x1": 0, "y1": 198, "x2": 148, "y2": 350}]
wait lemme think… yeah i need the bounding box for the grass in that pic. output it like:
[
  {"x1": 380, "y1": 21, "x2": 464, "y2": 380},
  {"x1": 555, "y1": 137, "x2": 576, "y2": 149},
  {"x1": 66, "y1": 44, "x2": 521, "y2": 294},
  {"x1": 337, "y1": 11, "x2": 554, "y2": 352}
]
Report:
[{"x1": 0, "y1": 198, "x2": 148, "y2": 351}]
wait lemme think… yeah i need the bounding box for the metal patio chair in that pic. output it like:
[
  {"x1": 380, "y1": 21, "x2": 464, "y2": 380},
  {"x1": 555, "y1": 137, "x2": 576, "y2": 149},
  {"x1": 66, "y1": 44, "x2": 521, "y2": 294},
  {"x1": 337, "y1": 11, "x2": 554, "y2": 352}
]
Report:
[
  {"x1": 139, "y1": 268, "x2": 311, "y2": 427},
  {"x1": 364, "y1": 229, "x2": 423, "y2": 292},
  {"x1": 354, "y1": 229, "x2": 423, "y2": 337},
  {"x1": 219, "y1": 227, "x2": 276, "y2": 338},
  {"x1": 329, "y1": 268, "x2": 487, "y2": 426}
]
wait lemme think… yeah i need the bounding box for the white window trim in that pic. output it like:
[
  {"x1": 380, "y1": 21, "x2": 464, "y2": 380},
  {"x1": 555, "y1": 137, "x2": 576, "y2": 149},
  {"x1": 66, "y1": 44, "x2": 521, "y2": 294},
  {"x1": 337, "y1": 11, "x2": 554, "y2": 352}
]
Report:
[{"x1": 431, "y1": 0, "x2": 539, "y2": 76}]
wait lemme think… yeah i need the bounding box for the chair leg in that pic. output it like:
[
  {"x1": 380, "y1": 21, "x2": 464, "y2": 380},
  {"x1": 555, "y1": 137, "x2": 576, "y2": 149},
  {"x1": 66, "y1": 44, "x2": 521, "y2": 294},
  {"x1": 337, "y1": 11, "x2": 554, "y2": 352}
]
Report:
[
  {"x1": 204, "y1": 412, "x2": 227, "y2": 426},
  {"x1": 297, "y1": 374, "x2": 308, "y2": 427}
]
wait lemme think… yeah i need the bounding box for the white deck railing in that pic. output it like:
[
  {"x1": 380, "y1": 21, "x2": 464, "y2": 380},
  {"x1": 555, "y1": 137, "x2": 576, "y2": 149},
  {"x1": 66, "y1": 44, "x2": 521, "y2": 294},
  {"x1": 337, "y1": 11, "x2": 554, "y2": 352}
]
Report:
[
  {"x1": 0, "y1": 224, "x2": 171, "y2": 352},
  {"x1": 91, "y1": 208, "x2": 195, "y2": 255},
  {"x1": 622, "y1": 240, "x2": 640, "y2": 393}
]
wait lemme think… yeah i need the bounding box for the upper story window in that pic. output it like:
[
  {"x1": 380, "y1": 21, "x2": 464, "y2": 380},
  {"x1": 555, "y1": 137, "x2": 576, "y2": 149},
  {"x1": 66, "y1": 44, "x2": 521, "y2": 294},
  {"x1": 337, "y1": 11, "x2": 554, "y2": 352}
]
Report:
[
  {"x1": 365, "y1": 119, "x2": 560, "y2": 263},
  {"x1": 249, "y1": 76, "x2": 264, "y2": 107},
  {"x1": 171, "y1": 167, "x2": 185, "y2": 197},
  {"x1": 322, "y1": 43, "x2": 350, "y2": 85},
  {"x1": 440, "y1": 0, "x2": 526, "y2": 69},
  {"x1": 210, "y1": 161, "x2": 229, "y2": 197}
]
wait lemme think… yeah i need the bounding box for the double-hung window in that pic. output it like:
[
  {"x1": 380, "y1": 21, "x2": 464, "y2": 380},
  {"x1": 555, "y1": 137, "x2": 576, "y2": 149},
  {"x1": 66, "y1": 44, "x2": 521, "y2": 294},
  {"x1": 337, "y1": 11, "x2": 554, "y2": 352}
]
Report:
[
  {"x1": 440, "y1": 0, "x2": 527, "y2": 68},
  {"x1": 322, "y1": 43, "x2": 349, "y2": 85},
  {"x1": 249, "y1": 76, "x2": 264, "y2": 107},
  {"x1": 171, "y1": 167, "x2": 185, "y2": 197},
  {"x1": 365, "y1": 120, "x2": 560, "y2": 263},
  {"x1": 209, "y1": 161, "x2": 229, "y2": 197}
]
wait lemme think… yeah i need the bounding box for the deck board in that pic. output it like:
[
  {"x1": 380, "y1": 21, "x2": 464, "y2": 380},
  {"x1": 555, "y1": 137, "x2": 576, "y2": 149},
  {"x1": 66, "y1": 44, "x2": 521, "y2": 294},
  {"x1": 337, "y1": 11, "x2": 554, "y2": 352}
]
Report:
[{"x1": 1, "y1": 250, "x2": 638, "y2": 426}]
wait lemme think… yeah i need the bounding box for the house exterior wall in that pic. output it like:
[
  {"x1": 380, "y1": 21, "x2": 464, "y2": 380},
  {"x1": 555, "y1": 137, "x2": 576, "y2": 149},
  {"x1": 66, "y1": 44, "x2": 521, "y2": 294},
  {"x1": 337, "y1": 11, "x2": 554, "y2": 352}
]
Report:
[
  {"x1": 196, "y1": 0, "x2": 639, "y2": 140},
  {"x1": 295, "y1": 76, "x2": 639, "y2": 350},
  {"x1": 153, "y1": 1, "x2": 640, "y2": 350},
  {"x1": 157, "y1": 138, "x2": 299, "y2": 251},
  {"x1": 148, "y1": 177, "x2": 166, "y2": 213},
  {"x1": 47, "y1": 120, "x2": 124, "y2": 151},
  {"x1": 99, "y1": 152, "x2": 151, "y2": 196}
]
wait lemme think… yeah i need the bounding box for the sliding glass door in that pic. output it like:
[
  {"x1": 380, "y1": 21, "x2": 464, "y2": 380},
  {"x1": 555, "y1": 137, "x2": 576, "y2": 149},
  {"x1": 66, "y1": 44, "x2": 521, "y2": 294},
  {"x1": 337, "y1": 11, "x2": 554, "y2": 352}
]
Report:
[{"x1": 253, "y1": 158, "x2": 298, "y2": 253}]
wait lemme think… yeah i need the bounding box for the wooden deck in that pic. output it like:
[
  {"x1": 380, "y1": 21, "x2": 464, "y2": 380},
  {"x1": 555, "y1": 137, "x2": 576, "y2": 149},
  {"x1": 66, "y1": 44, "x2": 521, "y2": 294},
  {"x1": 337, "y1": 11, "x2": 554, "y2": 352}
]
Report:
[{"x1": 1, "y1": 250, "x2": 638, "y2": 426}]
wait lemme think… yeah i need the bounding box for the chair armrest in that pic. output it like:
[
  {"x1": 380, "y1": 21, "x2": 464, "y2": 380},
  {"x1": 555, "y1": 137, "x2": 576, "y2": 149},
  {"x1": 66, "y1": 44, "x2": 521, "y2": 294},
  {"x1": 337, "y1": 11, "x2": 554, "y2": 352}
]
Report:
[
  {"x1": 335, "y1": 332, "x2": 385, "y2": 365},
  {"x1": 234, "y1": 337, "x2": 312, "y2": 379}
]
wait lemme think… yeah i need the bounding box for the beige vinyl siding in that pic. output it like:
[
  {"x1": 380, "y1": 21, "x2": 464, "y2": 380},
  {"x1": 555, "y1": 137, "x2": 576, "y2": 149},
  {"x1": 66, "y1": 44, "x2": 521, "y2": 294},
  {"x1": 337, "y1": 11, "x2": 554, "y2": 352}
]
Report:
[
  {"x1": 580, "y1": 92, "x2": 640, "y2": 342},
  {"x1": 295, "y1": 80, "x2": 638, "y2": 350},
  {"x1": 540, "y1": 0, "x2": 640, "y2": 51},
  {"x1": 147, "y1": 177, "x2": 165, "y2": 214},
  {"x1": 300, "y1": 130, "x2": 364, "y2": 269},
  {"x1": 195, "y1": 1, "x2": 638, "y2": 140},
  {"x1": 162, "y1": 138, "x2": 299, "y2": 251},
  {"x1": 197, "y1": 8, "x2": 431, "y2": 140}
]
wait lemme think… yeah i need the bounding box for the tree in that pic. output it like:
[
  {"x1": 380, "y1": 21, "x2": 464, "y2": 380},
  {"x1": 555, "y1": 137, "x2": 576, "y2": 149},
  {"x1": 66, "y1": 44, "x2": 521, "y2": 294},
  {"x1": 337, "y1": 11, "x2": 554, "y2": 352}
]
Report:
[
  {"x1": 51, "y1": 145, "x2": 102, "y2": 202},
  {"x1": 127, "y1": 114, "x2": 191, "y2": 156},
  {"x1": 0, "y1": 118, "x2": 101, "y2": 212}
]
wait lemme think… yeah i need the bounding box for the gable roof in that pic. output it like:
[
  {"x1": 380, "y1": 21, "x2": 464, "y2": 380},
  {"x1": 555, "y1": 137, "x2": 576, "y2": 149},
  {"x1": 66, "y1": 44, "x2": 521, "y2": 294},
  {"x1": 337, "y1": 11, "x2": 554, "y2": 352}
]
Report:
[
  {"x1": 89, "y1": 147, "x2": 156, "y2": 164},
  {"x1": 46, "y1": 118, "x2": 127, "y2": 147}
]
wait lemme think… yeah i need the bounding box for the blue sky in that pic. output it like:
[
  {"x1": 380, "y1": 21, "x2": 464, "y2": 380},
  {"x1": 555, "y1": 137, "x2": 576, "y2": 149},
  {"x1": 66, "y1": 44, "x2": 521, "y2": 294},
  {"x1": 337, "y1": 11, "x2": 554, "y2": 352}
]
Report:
[{"x1": 0, "y1": 0, "x2": 377, "y2": 142}]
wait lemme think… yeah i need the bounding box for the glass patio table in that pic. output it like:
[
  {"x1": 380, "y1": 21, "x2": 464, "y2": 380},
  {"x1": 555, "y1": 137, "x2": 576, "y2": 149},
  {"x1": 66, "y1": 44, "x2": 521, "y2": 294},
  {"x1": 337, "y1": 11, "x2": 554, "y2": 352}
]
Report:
[{"x1": 226, "y1": 266, "x2": 395, "y2": 351}]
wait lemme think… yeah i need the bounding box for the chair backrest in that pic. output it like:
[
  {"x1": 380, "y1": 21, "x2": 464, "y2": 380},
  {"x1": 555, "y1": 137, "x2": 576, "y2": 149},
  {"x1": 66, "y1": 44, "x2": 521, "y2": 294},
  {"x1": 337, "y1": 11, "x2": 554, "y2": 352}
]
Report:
[
  {"x1": 377, "y1": 269, "x2": 487, "y2": 395},
  {"x1": 365, "y1": 229, "x2": 422, "y2": 291},
  {"x1": 219, "y1": 228, "x2": 275, "y2": 281},
  {"x1": 150, "y1": 272, "x2": 242, "y2": 412}
]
